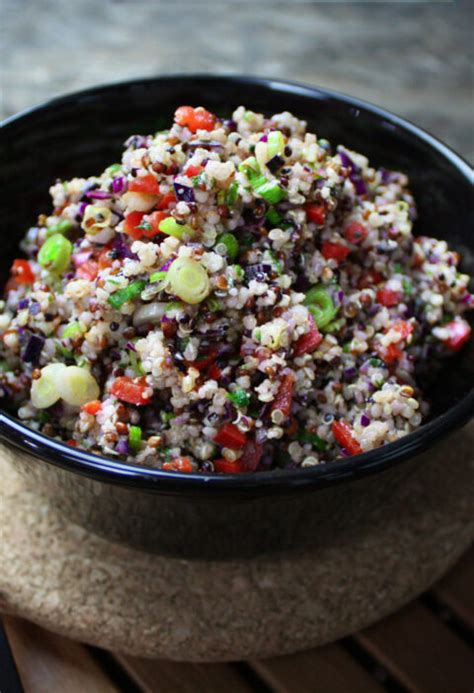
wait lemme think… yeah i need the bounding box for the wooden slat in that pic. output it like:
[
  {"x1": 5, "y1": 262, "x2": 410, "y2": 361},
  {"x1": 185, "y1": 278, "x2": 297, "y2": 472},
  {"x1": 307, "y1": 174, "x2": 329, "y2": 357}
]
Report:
[
  {"x1": 433, "y1": 546, "x2": 474, "y2": 629},
  {"x1": 3, "y1": 617, "x2": 118, "y2": 693},
  {"x1": 356, "y1": 602, "x2": 474, "y2": 693},
  {"x1": 117, "y1": 655, "x2": 254, "y2": 693},
  {"x1": 251, "y1": 643, "x2": 384, "y2": 693}
]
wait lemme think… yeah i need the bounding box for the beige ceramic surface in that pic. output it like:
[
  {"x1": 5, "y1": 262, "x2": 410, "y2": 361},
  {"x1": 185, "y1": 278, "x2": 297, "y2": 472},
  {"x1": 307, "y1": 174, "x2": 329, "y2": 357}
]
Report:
[{"x1": 0, "y1": 423, "x2": 473, "y2": 662}]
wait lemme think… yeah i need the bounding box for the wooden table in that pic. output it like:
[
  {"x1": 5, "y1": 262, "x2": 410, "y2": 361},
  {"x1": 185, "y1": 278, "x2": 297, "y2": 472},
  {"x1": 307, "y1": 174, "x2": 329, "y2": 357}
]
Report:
[{"x1": 1, "y1": 548, "x2": 472, "y2": 693}]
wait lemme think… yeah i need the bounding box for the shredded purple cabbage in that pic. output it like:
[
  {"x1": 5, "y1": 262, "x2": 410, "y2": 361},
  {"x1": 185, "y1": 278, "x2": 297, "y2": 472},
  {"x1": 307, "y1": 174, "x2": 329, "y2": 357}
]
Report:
[
  {"x1": 29, "y1": 302, "x2": 41, "y2": 316},
  {"x1": 22, "y1": 334, "x2": 44, "y2": 364},
  {"x1": 338, "y1": 149, "x2": 367, "y2": 196},
  {"x1": 18, "y1": 299, "x2": 29, "y2": 310},
  {"x1": 245, "y1": 264, "x2": 272, "y2": 281},
  {"x1": 86, "y1": 190, "x2": 113, "y2": 200},
  {"x1": 361, "y1": 414, "x2": 371, "y2": 427},
  {"x1": 187, "y1": 140, "x2": 223, "y2": 150},
  {"x1": 116, "y1": 439, "x2": 130, "y2": 455},
  {"x1": 112, "y1": 177, "x2": 127, "y2": 195},
  {"x1": 111, "y1": 233, "x2": 138, "y2": 260},
  {"x1": 173, "y1": 181, "x2": 195, "y2": 203}
]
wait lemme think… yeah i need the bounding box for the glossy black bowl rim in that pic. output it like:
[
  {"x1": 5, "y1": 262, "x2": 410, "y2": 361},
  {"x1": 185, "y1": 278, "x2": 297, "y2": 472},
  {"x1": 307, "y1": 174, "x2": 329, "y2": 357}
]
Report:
[{"x1": 0, "y1": 73, "x2": 473, "y2": 497}]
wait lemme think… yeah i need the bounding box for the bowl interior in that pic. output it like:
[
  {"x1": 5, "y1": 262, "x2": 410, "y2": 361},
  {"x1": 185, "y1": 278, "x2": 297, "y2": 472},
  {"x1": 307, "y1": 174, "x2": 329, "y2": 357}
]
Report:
[{"x1": 1, "y1": 75, "x2": 472, "y2": 450}]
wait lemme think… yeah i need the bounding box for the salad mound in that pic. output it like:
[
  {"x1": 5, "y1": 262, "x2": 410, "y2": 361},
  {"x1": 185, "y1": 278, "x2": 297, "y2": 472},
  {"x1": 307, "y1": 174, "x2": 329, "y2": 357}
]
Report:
[{"x1": 0, "y1": 104, "x2": 471, "y2": 473}]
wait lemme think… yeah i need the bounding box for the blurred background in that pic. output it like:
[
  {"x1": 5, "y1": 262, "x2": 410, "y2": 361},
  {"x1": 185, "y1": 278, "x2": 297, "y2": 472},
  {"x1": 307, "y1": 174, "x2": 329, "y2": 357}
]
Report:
[{"x1": 1, "y1": 0, "x2": 473, "y2": 161}]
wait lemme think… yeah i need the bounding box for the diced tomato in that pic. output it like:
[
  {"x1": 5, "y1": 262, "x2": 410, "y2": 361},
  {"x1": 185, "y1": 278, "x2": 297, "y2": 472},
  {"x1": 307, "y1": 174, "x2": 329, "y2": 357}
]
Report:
[
  {"x1": 11, "y1": 259, "x2": 35, "y2": 285},
  {"x1": 98, "y1": 248, "x2": 114, "y2": 270},
  {"x1": 128, "y1": 174, "x2": 159, "y2": 195},
  {"x1": 239, "y1": 440, "x2": 264, "y2": 472},
  {"x1": 156, "y1": 191, "x2": 176, "y2": 210},
  {"x1": 66, "y1": 439, "x2": 77, "y2": 447},
  {"x1": 185, "y1": 347, "x2": 219, "y2": 372},
  {"x1": 81, "y1": 400, "x2": 102, "y2": 415},
  {"x1": 175, "y1": 106, "x2": 216, "y2": 133},
  {"x1": 376, "y1": 288, "x2": 401, "y2": 307},
  {"x1": 213, "y1": 457, "x2": 244, "y2": 473},
  {"x1": 379, "y1": 343, "x2": 403, "y2": 364},
  {"x1": 321, "y1": 241, "x2": 350, "y2": 263},
  {"x1": 77, "y1": 260, "x2": 99, "y2": 280},
  {"x1": 214, "y1": 423, "x2": 247, "y2": 449},
  {"x1": 207, "y1": 363, "x2": 222, "y2": 380},
  {"x1": 144, "y1": 211, "x2": 168, "y2": 238},
  {"x1": 305, "y1": 203, "x2": 326, "y2": 225},
  {"x1": 271, "y1": 374, "x2": 295, "y2": 418},
  {"x1": 110, "y1": 376, "x2": 152, "y2": 406},
  {"x1": 344, "y1": 221, "x2": 368, "y2": 244},
  {"x1": 162, "y1": 456, "x2": 193, "y2": 473},
  {"x1": 293, "y1": 316, "x2": 323, "y2": 356},
  {"x1": 391, "y1": 320, "x2": 414, "y2": 341},
  {"x1": 358, "y1": 270, "x2": 383, "y2": 290},
  {"x1": 123, "y1": 211, "x2": 146, "y2": 240},
  {"x1": 442, "y1": 319, "x2": 471, "y2": 352},
  {"x1": 332, "y1": 420, "x2": 362, "y2": 456},
  {"x1": 184, "y1": 164, "x2": 204, "y2": 178}
]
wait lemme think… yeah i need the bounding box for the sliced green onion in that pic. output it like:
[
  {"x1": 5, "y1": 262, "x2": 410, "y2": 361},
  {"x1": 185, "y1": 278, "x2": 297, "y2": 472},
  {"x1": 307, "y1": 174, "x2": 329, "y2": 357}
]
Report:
[
  {"x1": 128, "y1": 425, "x2": 142, "y2": 453},
  {"x1": 30, "y1": 363, "x2": 67, "y2": 409},
  {"x1": 161, "y1": 412, "x2": 176, "y2": 424},
  {"x1": 46, "y1": 219, "x2": 73, "y2": 237},
  {"x1": 108, "y1": 280, "x2": 146, "y2": 309},
  {"x1": 265, "y1": 208, "x2": 283, "y2": 227},
  {"x1": 149, "y1": 271, "x2": 167, "y2": 283},
  {"x1": 297, "y1": 429, "x2": 328, "y2": 452},
  {"x1": 56, "y1": 366, "x2": 100, "y2": 407},
  {"x1": 255, "y1": 181, "x2": 287, "y2": 204},
  {"x1": 216, "y1": 233, "x2": 239, "y2": 260},
  {"x1": 167, "y1": 257, "x2": 210, "y2": 304},
  {"x1": 165, "y1": 301, "x2": 185, "y2": 313},
  {"x1": 38, "y1": 234, "x2": 72, "y2": 274},
  {"x1": 233, "y1": 264, "x2": 244, "y2": 280},
  {"x1": 228, "y1": 389, "x2": 250, "y2": 407},
  {"x1": 129, "y1": 350, "x2": 144, "y2": 376},
  {"x1": 304, "y1": 285, "x2": 338, "y2": 329},
  {"x1": 225, "y1": 181, "x2": 239, "y2": 205},
  {"x1": 206, "y1": 297, "x2": 221, "y2": 312},
  {"x1": 158, "y1": 217, "x2": 195, "y2": 240},
  {"x1": 106, "y1": 163, "x2": 122, "y2": 176},
  {"x1": 238, "y1": 157, "x2": 260, "y2": 175},
  {"x1": 402, "y1": 278, "x2": 413, "y2": 296},
  {"x1": 267, "y1": 130, "x2": 285, "y2": 158},
  {"x1": 62, "y1": 321, "x2": 83, "y2": 339}
]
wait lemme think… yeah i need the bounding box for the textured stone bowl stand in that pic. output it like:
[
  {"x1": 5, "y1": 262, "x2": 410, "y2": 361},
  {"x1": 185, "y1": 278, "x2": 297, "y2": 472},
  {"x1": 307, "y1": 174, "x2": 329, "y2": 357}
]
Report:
[{"x1": 0, "y1": 424, "x2": 472, "y2": 662}]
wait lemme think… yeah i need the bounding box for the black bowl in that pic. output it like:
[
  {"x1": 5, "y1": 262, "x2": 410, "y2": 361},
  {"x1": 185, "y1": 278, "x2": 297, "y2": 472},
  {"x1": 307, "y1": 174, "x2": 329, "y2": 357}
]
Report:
[{"x1": 1, "y1": 75, "x2": 473, "y2": 558}]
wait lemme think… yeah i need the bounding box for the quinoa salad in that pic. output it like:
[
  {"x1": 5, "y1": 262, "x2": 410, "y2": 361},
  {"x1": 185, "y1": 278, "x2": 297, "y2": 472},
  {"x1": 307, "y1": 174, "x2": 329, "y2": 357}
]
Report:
[{"x1": 0, "y1": 105, "x2": 472, "y2": 473}]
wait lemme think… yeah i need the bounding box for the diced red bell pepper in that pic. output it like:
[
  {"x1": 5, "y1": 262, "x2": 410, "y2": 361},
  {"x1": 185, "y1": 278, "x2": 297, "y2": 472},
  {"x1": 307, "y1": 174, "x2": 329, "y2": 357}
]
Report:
[
  {"x1": 239, "y1": 440, "x2": 264, "y2": 472},
  {"x1": 321, "y1": 241, "x2": 350, "y2": 262},
  {"x1": 376, "y1": 288, "x2": 401, "y2": 307},
  {"x1": 110, "y1": 376, "x2": 152, "y2": 406},
  {"x1": 344, "y1": 221, "x2": 368, "y2": 244},
  {"x1": 293, "y1": 316, "x2": 323, "y2": 356},
  {"x1": 175, "y1": 106, "x2": 216, "y2": 133},
  {"x1": 332, "y1": 420, "x2": 362, "y2": 456},
  {"x1": 442, "y1": 319, "x2": 471, "y2": 352},
  {"x1": 81, "y1": 400, "x2": 102, "y2": 415},
  {"x1": 162, "y1": 456, "x2": 193, "y2": 472},
  {"x1": 156, "y1": 191, "x2": 176, "y2": 210},
  {"x1": 185, "y1": 347, "x2": 219, "y2": 372},
  {"x1": 305, "y1": 203, "x2": 326, "y2": 225},
  {"x1": 213, "y1": 457, "x2": 244, "y2": 473},
  {"x1": 271, "y1": 374, "x2": 295, "y2": 418},
  {"x1": 207, "y1": 363, "x2": 222, "y2": 381},
  {"x1": 123, "y1": 211, "x2": 146, "y2": 240},
  {"x1": 358, "y1": 270, "x2": 383, "y2": 290},
  {"x1": 76, "y1": 260, "x2": 99, "y2": 280},
  {"x1": 11, "y1": 259, "x2": 35, "y2": 285},
  {"x1": 184, "y1": 163, "x2": 205, "y2": 178},
  {"x1": 128, "y1": 174, "x2": 159, "y2": 195},
  {"x1": 213, "y1": 423, "x2": 247, "y2": 449}
]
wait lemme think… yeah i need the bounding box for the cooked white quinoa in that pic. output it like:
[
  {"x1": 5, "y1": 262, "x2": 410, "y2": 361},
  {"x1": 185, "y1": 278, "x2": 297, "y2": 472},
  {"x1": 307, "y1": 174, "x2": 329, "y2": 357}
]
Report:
[{"x1": 0, "y1": 104, "x2": 472, "y2": 473}]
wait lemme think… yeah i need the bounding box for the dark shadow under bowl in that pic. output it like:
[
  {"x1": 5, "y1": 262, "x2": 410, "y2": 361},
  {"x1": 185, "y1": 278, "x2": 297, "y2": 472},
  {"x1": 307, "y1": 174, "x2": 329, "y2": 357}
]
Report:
[{"x1": 0, "y1": 75, "x2": 472, "y2": 558}]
